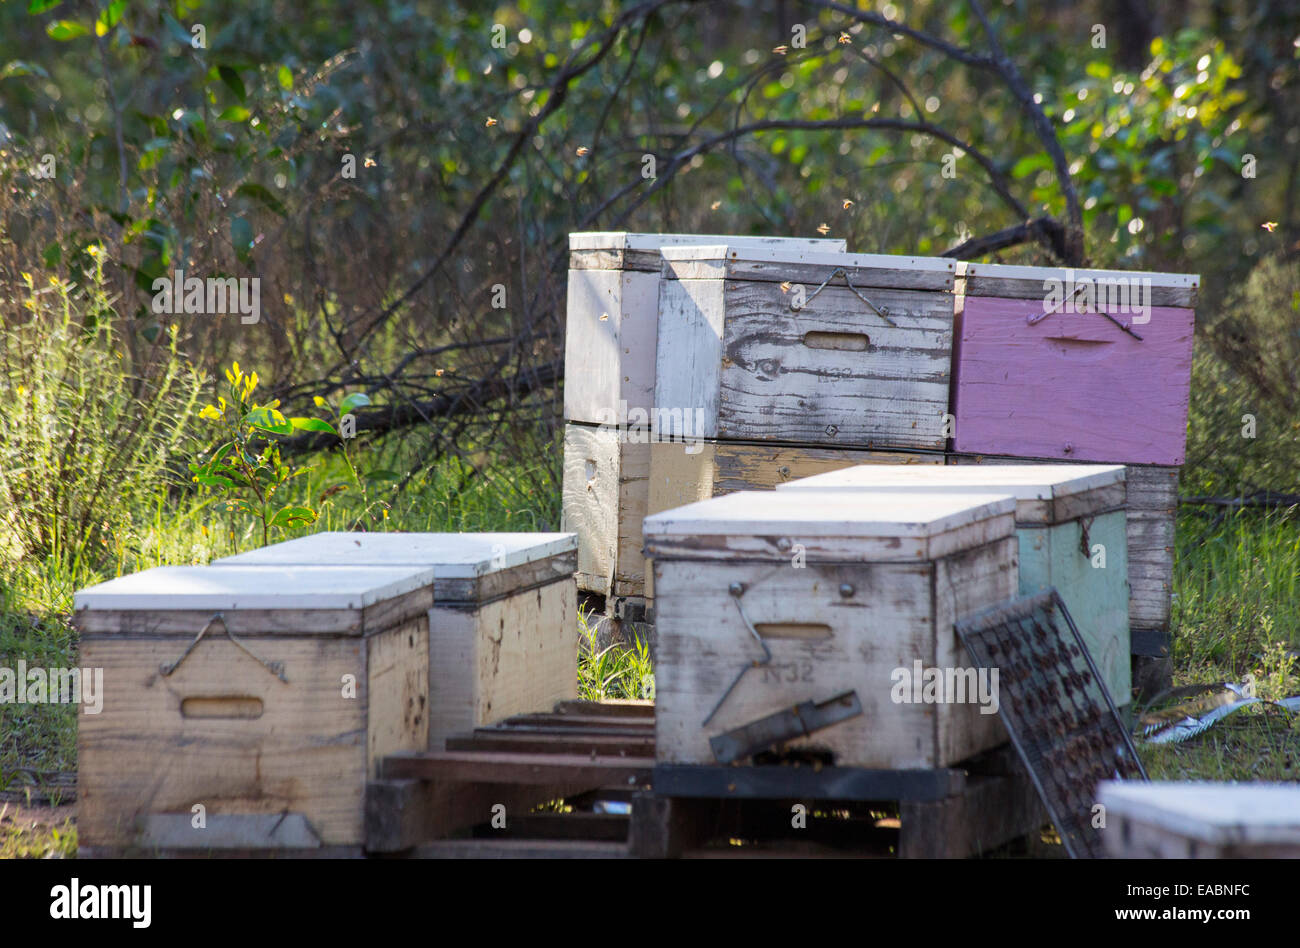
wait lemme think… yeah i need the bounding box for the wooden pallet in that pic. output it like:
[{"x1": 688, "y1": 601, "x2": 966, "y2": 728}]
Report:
[
  {"x1": 369, "y1": 702, "x2": 1050, "y2": 858},
  {"x1": 368, "y1": 700, "x2": 653, "y2": 857}
]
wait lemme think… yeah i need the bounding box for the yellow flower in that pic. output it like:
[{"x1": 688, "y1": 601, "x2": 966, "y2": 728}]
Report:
[
  {"x1": 16, "y1": 385, "x2": 26, "y2": 398},
  {"x1": 198, "y1": 404, "x2": 222, "y2": 420},
  {"x1": 313, "y1": 396, "x2": 325, "y2": 408}
]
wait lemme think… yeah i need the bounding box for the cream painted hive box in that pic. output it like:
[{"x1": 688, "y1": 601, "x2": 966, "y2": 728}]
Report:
[
  {"x1": 776, "y1": 463, "x2": 1132, "y2": 706},
  {"x1": 644, "y1": 490, "x2": 1019, "y2": 770},
  {"x1": 1099, "y1": 782, "x2": 1300, "y2": 858},
  {"x1": 563, "y1": 232, "x2": 846, "y2": 603},
  {"x1": 74, "y1": 564, "x2": 436, "y2": 854},
  {"x1": 216, "y1": 532, "x2": 578, "y2": 748}
]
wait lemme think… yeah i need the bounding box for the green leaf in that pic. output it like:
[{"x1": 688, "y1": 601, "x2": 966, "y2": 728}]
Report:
[
  {"x1": 1010, "y1": 153, "x2": 1052, "y2": 179},
  {"x1": 218, "y1": 65, "x2": 247, "y2": 103},
  {"x1": 339, "y1": 392, "x2": 371, "y2": 414},
  {"x1": 277, "y1": 64, "x2": 293, "y2": 90},
  {"x1": 290, "y1": 417, "x2": 338, "y2": 435},
  {"x1": 45, "y1": 19, "x2": 88, "y2": 40},
  {"x1": 95, "y1": 0, "x2": 124, "y2": 36},
  {"x1": 269, "y1": 506, "x2": 317, "y2": 528},
  {"x1": 197, "y1": 474, "x2": 235, "y2": 489},
  {"x1": 245, "y1": 406, "x2": 292, "y2": 435},
  {"x1": 218, "y1": 105, "x2": 252, "y2": 122},
  {"x1": 27, "y1": 0, "x2": 62, "y2": 13}
]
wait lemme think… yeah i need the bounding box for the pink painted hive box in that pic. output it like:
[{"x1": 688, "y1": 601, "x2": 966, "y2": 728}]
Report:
[{"x1": 952, "y1": 263, "x2": 1198, "y2": 465}]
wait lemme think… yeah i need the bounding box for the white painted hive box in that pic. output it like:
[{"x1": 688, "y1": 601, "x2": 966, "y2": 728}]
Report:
[
  {"x1": 654, "y1": 245, "x2": 956, "y2": 451},
  {"x1": 1099, "y1": 781, "x2": 1300, "y2": 858},
  {"x1": 564, "y1": 232, "x2": 846, "y2": 426},
  {"x1": 216, "y1": 532, "x2": 578, "y2": 747},
  {"x1": 73, "y1": 564, "x2": 436, "y2": 854},
  {"x1": 644, "y1": 490, "x2": 1020, "y2": 769},
  {"x1": 776, "y1": 463, "x2": 1132, "y2": 705}
]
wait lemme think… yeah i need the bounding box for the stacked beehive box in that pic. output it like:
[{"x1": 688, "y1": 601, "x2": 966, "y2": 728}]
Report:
[
  {"x1": 643, "y1": 244, "x2": 958, "y2": 600},
  {"x1": 215, "y1": 532, "x2": 578, "y2": 748},
  {"x1": 950, "y1": 262, "x2": 1198, "y2": 693},
  {"x1": 644, "y1": 490, "x2": 1019, "y2": 769},
  {"x1": 74, "y1": 564, "x2": 435, "y2": 854},
  {"x1": 561, "y1": 232, "x2": 845, "y2": 622},
  {"x1": 776, "y1": 464, "x2": 1132, "y2": 706}
]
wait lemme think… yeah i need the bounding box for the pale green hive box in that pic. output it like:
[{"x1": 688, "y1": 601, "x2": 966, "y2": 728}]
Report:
[{"x1": 776, "y1": 464, "x2": 1131, "y2": 706}]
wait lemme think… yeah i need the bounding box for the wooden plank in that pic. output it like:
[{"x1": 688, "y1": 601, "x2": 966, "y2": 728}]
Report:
[
  {"x1": 898, "y1": 773, "x2": 1047, "y2": 858},
  {"x1": 500, "y1": 712, "x2": 654, "y2": 730},
  {"x1": 413, "y1": 839, "x2": 630, "y2": 858},
  {"x1": 553, "y1": 699, "x2": 655, "y2": 718},
  {"x1": 381, "y1": 751, "x2": 654, "y2": 788},
  {"x1": 365, "y1": 779, "x2": 429, "y2": 853},
  {"x1": 561, "y1": 422, "x2": 620, "y2": 599},
  {"x1": 651, "y1": 764, "x2": 965, "y2": 801},
  {"x1": 445, "y1": 732, "x2": 655, "y2": 757},
  {"x1": 960, "y1": 261, "x2": 1198, "y2": 307},
  {"x1": 366, "y1": 616, "x2": 429, "y2": 777},
  {"x1": 468, "y1": 723, "x2": 657, "y2": 739},
  {"x1": 629, "y1": 793, "x2": 720, "y2": 858}
]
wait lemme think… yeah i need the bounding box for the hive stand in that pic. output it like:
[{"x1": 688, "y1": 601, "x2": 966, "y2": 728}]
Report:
[{"x1": 364, "y1": 701, "x2": 1048, "y2": 859}]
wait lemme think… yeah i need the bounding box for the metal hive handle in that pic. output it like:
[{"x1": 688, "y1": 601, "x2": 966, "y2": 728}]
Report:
[
  {"x1": 790, "y1": 266, "x2": 898, "y2": 327},
  {"x1": 159, "y1": 612, "x2": 289, "y2": 683}
]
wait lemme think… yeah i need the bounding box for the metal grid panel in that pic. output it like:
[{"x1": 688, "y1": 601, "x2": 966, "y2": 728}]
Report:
[{"x1": 956, "y1": 589, "x2": 1147, "y2": 858}]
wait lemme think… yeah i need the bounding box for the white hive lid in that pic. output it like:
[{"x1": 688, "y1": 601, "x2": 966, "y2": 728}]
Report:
[
  {"x1": 73, "y1": 564, "x2": 436, "y2": 612},
  {"x1": 1099, "y1": 781, "x2": 1300, "y2": 846},
  {"x1": 776, "y1": 464, "x2": 1125, "y2": 523},
  {"x1": 659, "y1": 244, "x2": 956, "y2": 290},
  {"x1": 568, "y1": 232, "x2": 846, "y2": 252},
  {"x1": 643, "y1": 490, "x2": 1015, "y2": 561},
  {"x1": 214, "y1": 532, "x2": 576, "y2": 579}
]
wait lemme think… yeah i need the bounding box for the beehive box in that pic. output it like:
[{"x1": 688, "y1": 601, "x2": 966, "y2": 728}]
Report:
[
  {"x1": 775, "y1": 463, "x2": 1132, "y2": 706},
  {"x1": 74, "y1": 564, "x2": 435, "y2": 854},
  {"x1": 644, "y1": 490, "x2": 1019, "y2": 769},
  {"x1": 216, "y1": 532, "x2": 578, "y2": 748},
  {"x1": 563, "y1": 232, "x2": 845, "y2": 603},
  {"x1": 655, "y1": 245, "x2": 957, "y2": 449},
  {"x1": 952, "y1": 456, "x2": 1178, "y2": 676},
  {"x1": 952, "y1": 262, "x2": 1198, "y2": 465},
  {"x1": 1099, "y1": 782, "x2": 1300, "y2": 858}
]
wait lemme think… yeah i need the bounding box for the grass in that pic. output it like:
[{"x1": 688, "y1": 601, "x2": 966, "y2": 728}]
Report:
[
  {"x1": 1136, "y1": 505, "x2": 1300, "y2": 782},
  {"x1": 2, "y1": 433, "x2": 1297, "y2": 855}
]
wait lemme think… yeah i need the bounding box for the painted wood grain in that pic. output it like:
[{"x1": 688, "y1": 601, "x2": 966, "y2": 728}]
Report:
[
  {"x1": 953, "y1": 296, "x2": 1194, "y2": 464},
  {"x1": 655, "y1": 542, "x2": 1015, "y2": 769},
  {"x1": 655, "y1": 277, "x2": 954, "y2": 449},
  {"x1": 959, "y1": 261, "x2": 1198, "y2": 308},
  {"x1": 79, "y1": 634, "x2": 371, "y2": 848}
]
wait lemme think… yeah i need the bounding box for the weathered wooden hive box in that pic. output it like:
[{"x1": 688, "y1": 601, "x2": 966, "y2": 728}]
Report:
[
  {"x1": 563, "y1": 232, "x2": 845, "y2": 608},
  {"x1": 74, "y1": 564, "x2": 435, "y2": 854},
  {"x1": 1099, "y1": 782, "x2": 1300, "y2": 858},
  {"x1": 951, "y1": 262, "x2": 1197, "y2": 688},
  {"x1": 216, "y1": 532, "x2": 578, "y2": 748},
  {"x1": 644, "y1": 490, "x2": 1019, "y2": 769},
  {"x1": 775, "y1": 463, "x2": 1132, "y2": 706}
]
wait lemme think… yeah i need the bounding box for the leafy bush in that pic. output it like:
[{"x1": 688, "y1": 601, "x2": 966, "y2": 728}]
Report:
[
  {"x1": 1183, "y1": 254, "x2": 1300, "y2": 496},
  {"x1": 0, "y1": 250, "x2": 203, "y2": 572}
]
